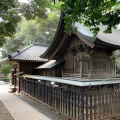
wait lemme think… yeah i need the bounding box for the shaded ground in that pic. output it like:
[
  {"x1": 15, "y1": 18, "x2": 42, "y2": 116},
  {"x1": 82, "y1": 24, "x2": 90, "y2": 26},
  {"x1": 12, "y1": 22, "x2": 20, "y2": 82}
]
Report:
[{"x1": 0, "y1": 100, "x2": 14, "y2": 120}]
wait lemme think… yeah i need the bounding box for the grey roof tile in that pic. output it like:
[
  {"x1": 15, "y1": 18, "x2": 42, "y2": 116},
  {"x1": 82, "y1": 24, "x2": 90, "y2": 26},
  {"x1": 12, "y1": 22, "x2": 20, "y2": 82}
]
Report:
[
  {"x1": 97, "y1": 25, "x2": 120, "y2": 46},
  {"x1": 10, "y1": 43, "x2": 48, "y2": 62}
]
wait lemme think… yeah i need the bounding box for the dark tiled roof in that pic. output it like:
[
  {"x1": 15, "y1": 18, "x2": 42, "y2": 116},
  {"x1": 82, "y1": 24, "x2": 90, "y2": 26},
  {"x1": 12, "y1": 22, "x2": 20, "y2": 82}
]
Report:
[
  {"x1": 97, "y1": 25, "x2": 120, "y2": 46},
  {"x1": 75, "y1": 22, "x2": 120, "y2": 48},
  {"x1": 10, "y1": 43, "x2": 48, "y2": 62}
]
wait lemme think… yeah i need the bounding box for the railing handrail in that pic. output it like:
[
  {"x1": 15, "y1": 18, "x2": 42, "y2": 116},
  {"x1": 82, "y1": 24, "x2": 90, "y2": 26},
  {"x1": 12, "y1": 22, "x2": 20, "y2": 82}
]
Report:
[{"x1": 21, "y1": 74, "x2": 120, "y2": 87}]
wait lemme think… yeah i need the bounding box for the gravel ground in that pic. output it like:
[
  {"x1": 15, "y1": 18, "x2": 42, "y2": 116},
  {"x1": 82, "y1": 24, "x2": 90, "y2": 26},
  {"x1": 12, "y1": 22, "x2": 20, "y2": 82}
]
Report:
[
  {"x1": 17, "y1": 93, "x2": 67, "y2": 120},
  {"x1": 0, "y1": 100, "x2": 14, "y2": 120}
]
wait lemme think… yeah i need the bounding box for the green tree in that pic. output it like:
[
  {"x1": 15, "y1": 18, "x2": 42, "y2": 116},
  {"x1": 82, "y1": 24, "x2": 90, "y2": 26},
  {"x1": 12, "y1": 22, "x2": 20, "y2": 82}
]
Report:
[
  {"x1": 54, "y1": 0, "x2": 120, "y2": 35},
  {"x1": 0, "y1": 0, "x2": 21, "y2": 46},
  {"x1": 1, "y1": 8, "x2": 60, "y2": 57},
  {"x1": 0, "y1": 0, "x2": 49, "y2": 47},
  {"x1": 19, "y1": 0, "x2": 49, "y2": 20},
  {"x1": 0, "y1": 63, "x2": 11, "y2": 77}
]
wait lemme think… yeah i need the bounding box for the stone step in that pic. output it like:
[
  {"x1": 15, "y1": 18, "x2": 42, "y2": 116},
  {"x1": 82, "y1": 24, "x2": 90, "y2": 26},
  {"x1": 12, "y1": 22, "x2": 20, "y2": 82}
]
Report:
[{"x1": 9, "y1": 85, "x2": 16, "y2": 92}]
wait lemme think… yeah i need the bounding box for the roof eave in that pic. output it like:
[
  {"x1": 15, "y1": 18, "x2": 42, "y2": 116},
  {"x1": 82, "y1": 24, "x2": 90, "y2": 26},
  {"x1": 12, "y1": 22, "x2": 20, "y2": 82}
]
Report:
[
  {"x1": 94, "y1": 38, "x2": 120, "y2": 50},
  {"x1": 40, "y1": 12, "x2": 65, "y2": 59}
]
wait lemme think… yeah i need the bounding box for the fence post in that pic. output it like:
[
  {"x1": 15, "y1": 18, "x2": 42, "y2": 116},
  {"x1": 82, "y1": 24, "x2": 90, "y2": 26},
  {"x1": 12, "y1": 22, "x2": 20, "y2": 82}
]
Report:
[
  {"x1": 81, "y1": 87, "x2": 84, "y2": 120},
  {"x1": 33, "y1": 80, "x2": 35, "y2": 98},
  {"x1": 68, "y1": 85, "x2": 71, "y2": 116},
  {"x1": 43, "y1": 81, "x2": 46, "y2": 103}
]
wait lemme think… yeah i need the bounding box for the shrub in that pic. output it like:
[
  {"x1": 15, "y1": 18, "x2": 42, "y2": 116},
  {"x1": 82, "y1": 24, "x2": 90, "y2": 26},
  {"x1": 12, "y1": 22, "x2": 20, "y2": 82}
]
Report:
[{"x1": 2, "y1": 77, "x2": 10, "y2": 82}]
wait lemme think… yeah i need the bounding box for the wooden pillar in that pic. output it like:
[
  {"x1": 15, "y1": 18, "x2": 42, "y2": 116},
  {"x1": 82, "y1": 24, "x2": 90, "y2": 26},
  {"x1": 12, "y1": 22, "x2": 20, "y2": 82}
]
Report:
[
  {"x1": 14, "y1": 68, "x2": 16, "y2": 87},
  {"x1": 33, "y1": 80, "x2": 35, "y2": 98},
  {"x1": 43, "y1": 81, "x2": 46, "y2": 103},
  {"x1": 80, "y1": 52, "x2": 83, "y2": 79},
  {"x1": 114, "y1": 58, "x2": 116, "y2": 75},
  {"x1": 18, "y1": 76, "x2": 20, "y2": 93},
  {"x1": 89, "y1": 55, "x2": 92, "y2": 79},
  {"x1": 25, "y1": 78, "x2": 26, "y2": 93},
  {"x1": 57, "y1": 83, "x2": 60, "y2": 110},
  {"x1": 73, "y1": 57, "x2": 75, "y2": 74}
]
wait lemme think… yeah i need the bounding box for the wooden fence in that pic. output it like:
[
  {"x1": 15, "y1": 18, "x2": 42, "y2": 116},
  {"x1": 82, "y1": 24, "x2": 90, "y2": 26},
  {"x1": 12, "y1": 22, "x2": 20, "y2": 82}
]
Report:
[{"x1": 20, "y1": 77, "x2": 120, "y2": 120}]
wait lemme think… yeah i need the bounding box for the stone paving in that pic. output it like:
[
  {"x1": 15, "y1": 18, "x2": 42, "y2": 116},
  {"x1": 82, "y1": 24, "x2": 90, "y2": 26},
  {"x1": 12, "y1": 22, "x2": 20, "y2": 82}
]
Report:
[{"x1": 0, "y1": 84, "x2": 65, "y2": 120}]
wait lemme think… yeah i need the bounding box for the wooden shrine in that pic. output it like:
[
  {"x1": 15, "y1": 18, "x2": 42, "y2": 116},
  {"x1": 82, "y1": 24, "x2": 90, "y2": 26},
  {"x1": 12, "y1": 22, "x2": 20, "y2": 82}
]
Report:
[
  {"x1": 38, "y1": 13, "x2": 119, "y2": 80},
  {"x1": 19, "y1": 13, "x2": 120, "y2": 120}
]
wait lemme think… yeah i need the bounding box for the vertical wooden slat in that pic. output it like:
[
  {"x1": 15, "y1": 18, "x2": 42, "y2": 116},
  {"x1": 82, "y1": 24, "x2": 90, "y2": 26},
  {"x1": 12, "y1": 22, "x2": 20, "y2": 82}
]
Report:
[
  {"x1": 116, "y1": 86, "x2": 119, "y2": 114},
  {"x1": 71, "y1": 92, "x2": 73, "y2": 117},
  {"x1": 60, "y1": 88, "x2": 61, "y2": 111},
  {"x1": 57, "y1": 85, "x2": 60, "y2": 111},
  {"x1": 67, "y1": 86, "x2": 71, "y2": 116},
  {"x1": 102, "y1": 92, "x2": 104, "y2": 117},
  {"x1": 77, "y1": 93, "x2": 80, "y2": 120},
  {"x1": 25, "y1": 79, "x2": 26, "y2": 93},
  {"x1": 62, "y1": 89, "x2": 64, "y2": 112},
  {"x1": 74, "y1": 92, "x2": 76, "y2": 119},
  {"x1": 115, "y1": 87, "x2": 117, "y2": 114},
  {"x1": 65, "y1": 90, "x2": 67, "y2": 114},
  {"x1": 45, "y1": 85, "x2": 46, "y2": 103},
  {"x1": 39, "y1": 82, "x2": 42, "y2": 101},
  {"x1": 90, "y1": 94, "x2": 92, "y2": 120},
  {"x1": 53, "y1": 87, "x2": 55, "y2": 107},
  {"x1": 86, "y1": 94, "x2": 88, "y2": 120},
  {"x1": 81, "y1": 87, "x2": 84, "y2": 120},
  {"x1": 38, "y1": 82, "x2": 40, "y2": 100},
  {"x1": 98, "y1": 86, "x2": 101, "y2": 119},
  {"x1": 33, "y1": 80, "x2": 35, "y2": 98},
  {"x1": 107, "y1": 90, "x2": 109, "y2": 117},
  {"x1": 94, "y1": 93, "x2": 97, "y2": 120},
  {"x1": 110, "y1": 89, "x2": 112, "y2": 116},
  {"x1": 43, "y1": 82, "x2": 45, "y2": 103},
  {"x1": 55, "y1": 88, "x2": 56, "y2": 108},
  {"x1": 112, "y1": 85, "x2": 114, "y2": 116},
  {"x1": 55, "y1": 88, "x2": 57, "y2": 109},
  {"x1": 47, "y1": 86, "x2": 48, "y2": 104},
  {"x1": 60, "y1": 89, "x2": 62, "y2": 112},
  {"x1": 60, "y1": 89, "x2": 63, "y2": 112},
  {"x1": 49, "y1": 86, "x2": 52, "y2": 106}
]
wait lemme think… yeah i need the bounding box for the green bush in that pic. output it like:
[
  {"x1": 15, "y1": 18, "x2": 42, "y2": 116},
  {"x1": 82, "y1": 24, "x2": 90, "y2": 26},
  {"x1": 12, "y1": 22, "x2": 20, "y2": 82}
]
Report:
[
  {"x1": 2, "y1": 77, "x2": 10, "y2": 82},
  {"x1": 0, "y1": 63, "x2": 11, "y2": 77}
]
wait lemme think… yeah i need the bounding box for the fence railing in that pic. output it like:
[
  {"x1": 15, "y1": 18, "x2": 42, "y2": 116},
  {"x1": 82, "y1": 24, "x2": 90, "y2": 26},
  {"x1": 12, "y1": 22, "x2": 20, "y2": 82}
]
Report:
[{"x1": 20, "y1": 75, "x2": 120, "y2": 120}]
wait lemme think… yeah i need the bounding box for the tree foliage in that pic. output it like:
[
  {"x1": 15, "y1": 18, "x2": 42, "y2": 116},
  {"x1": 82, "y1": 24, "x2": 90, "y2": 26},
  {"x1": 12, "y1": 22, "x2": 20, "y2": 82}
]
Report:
[
  {"x1": 55, "y1": 0, "x2": 120, "y2": 35},
  {"x1": 0, "y1": 0, "x2": 49, "y2": 47},
  {"x1": 0, "y1": 0, "x2": 21, "y2": 46},
  {"x1": 19, "y1": 0, "x2": 49, "y2": 20},
  {"x1": 0, "y1": 63, "x2": 11, "y2": 77},
  {"x1": 1, "y1": 8, "x2": 60, "y2": 57}
]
